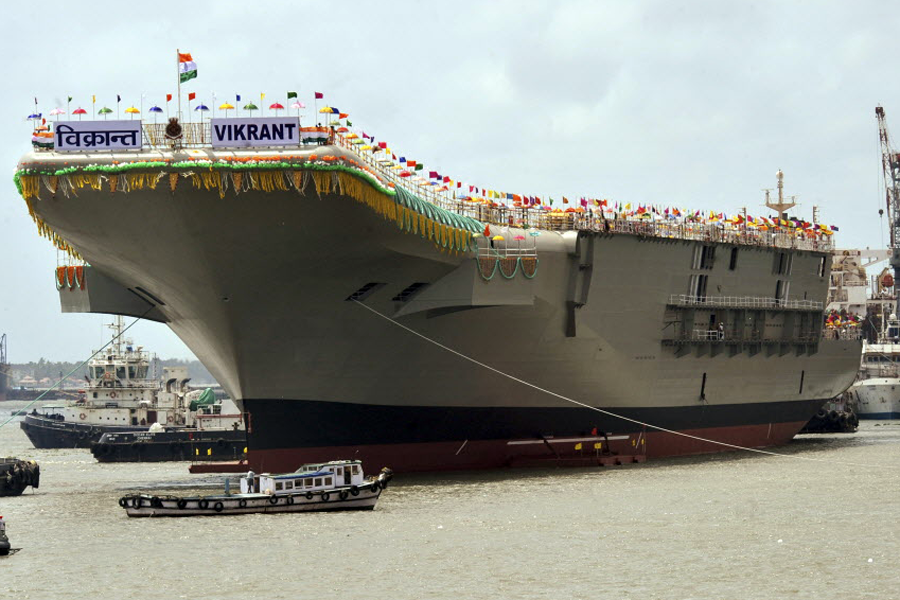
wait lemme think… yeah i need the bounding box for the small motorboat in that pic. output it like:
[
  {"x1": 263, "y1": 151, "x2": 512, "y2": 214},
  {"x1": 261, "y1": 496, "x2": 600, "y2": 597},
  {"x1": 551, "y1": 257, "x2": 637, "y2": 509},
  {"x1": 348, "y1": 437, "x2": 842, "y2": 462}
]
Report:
[{"x1": 119, "y1": 460, "x2": 392, "y2": 517}]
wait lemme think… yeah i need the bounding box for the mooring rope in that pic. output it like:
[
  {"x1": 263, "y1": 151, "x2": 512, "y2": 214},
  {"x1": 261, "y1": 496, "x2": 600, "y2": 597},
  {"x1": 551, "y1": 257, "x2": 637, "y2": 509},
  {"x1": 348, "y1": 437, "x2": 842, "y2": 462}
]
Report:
[
  {"x1": 353, "y1": 300, "x2": 890, "y2": 468},
  {"x1": 0, "y1": 308, "x2": 155, "y2": 431}
]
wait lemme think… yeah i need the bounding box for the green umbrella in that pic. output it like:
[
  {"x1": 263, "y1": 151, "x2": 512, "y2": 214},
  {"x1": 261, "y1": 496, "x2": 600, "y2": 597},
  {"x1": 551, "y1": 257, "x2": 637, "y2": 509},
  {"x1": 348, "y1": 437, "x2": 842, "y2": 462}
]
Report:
[
  {"x1": 243, "y1": 102, "x2": 258, "y2": 116},
  {"x1": 98, "y1": 106, "x2": 113, "y2": 119}
]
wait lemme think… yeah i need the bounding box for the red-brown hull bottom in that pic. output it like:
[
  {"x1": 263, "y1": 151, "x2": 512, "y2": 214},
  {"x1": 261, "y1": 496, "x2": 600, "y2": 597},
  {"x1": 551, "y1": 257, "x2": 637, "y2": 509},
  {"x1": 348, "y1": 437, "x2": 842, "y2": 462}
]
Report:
[{"x1": 240, "y1": 421, "x2": 806, "y2": 474}]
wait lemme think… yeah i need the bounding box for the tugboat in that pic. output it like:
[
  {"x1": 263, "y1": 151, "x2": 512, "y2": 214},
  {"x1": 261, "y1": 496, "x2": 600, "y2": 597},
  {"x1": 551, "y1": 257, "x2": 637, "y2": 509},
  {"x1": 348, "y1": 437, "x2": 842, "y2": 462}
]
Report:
[
  {"x1": 0, "y1": 458, "x2": 40, "y2": 496},
  {"x1": 118, "y1": 460, "x2": 392, "y2": 517},
  {"x1": 20, "y1": 317, "x2": 244, "y2": 448},
  {"x1": 91, "y1": 389, "x2": 245, "y2": 462}
]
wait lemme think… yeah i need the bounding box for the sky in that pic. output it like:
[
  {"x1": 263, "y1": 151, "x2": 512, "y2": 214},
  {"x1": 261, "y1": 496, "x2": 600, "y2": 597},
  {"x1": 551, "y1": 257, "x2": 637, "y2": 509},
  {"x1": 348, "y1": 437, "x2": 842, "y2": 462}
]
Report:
[{"x1": 1, "y1": 0, "x2": 899, "y2": 362}]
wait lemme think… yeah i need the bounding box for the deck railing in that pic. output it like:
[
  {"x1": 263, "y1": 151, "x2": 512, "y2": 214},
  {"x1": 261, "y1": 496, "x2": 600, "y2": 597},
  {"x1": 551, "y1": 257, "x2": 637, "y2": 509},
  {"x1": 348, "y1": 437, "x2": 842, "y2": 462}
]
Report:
[
  {"x1": 668, "y1": 295, "x2": 824, "y2": 311},
  {"x1": 34, "y1": 123, "x2": 836, "y2": 252},
  {"x1": 333, "y1": 134, "x2": 834, "y2": 252}
]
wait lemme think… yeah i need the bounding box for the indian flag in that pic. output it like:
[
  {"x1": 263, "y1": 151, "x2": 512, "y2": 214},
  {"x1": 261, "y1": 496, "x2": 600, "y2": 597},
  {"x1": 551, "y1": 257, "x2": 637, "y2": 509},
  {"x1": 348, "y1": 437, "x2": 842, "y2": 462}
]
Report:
[{"x1": 179, "y1": 52, "x2": 197, "y2": 83}]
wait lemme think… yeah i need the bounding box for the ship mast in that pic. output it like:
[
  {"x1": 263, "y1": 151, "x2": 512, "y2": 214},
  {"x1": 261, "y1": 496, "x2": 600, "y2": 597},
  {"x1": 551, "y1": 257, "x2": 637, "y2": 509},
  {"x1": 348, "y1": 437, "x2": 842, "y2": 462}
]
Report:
[
  {"x1": 106, "y1": 316, "x2": 125, "y2": 356},
  {"x1": 764, "y1": 169, "x2": 798, "y2": 220},
  {"x1": 876, "y1": 105, "x2": 900, "y2": 317}
]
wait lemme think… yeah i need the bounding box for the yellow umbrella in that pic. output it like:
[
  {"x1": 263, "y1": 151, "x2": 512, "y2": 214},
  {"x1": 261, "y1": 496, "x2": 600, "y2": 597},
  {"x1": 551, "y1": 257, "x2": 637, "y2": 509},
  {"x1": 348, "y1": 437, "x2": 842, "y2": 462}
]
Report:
[
  {"x1": 219, "y1": 102, "x2": 235, "y2": 110},
  {"x1": 492, "y1": 235, "x2": 505, "y2": 241},
  {"x1": 124, "y1": 106, "x2": 140, "y2": 114}
]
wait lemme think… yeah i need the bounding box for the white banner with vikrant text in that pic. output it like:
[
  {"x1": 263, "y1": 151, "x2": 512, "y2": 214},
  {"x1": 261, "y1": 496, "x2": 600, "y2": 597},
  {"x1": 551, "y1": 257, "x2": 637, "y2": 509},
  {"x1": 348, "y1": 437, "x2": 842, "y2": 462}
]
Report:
[
  {"x1": 54, "y1": 120, "x2": 143, "y2": 152},
  {"x1": 210, "y1": 117, "x2": 300, "y2": 148}
]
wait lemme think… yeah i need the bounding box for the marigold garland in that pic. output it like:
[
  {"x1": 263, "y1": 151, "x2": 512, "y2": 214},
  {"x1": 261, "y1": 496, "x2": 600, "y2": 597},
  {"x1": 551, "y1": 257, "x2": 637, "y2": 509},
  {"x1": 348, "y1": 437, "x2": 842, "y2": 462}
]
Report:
[{"x1": 14, "y1": 157, "x2": 481, "y2": 258}]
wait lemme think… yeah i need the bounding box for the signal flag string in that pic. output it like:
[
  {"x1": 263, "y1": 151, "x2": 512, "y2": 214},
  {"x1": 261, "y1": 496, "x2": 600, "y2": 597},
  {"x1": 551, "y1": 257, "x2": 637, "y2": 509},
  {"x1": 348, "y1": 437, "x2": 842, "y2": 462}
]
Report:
[
  {"x1": 0, "y1": 307, "x2": 155, "y2": 431},
  {"x1": 354, "y1": 300, "x2": 892, "y2": 470}
]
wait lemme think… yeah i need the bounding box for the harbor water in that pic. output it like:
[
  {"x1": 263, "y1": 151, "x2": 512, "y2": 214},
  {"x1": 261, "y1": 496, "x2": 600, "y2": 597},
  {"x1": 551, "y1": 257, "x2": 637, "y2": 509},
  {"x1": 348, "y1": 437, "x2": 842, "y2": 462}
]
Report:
[{"x1": 1, "y1": 400, "x2": 899, "y2": 600}]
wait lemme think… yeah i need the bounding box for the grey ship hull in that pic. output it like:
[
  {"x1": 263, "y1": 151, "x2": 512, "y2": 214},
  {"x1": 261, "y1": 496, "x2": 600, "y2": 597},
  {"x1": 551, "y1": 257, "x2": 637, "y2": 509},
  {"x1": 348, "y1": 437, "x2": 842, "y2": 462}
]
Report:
[{"x1": 16, "y1": 146, "x2": 861, "y2": 472}]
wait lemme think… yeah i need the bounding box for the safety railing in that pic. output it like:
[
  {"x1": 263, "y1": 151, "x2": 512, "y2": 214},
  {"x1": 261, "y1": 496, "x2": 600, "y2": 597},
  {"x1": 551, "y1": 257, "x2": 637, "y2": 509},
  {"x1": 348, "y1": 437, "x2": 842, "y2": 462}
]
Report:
[
  {"x1": 333, "y1": 133, "x2": 834, "y2": 252},
  {"x1": 668, "y1": 295, "x2": 824, "y2": 311}
]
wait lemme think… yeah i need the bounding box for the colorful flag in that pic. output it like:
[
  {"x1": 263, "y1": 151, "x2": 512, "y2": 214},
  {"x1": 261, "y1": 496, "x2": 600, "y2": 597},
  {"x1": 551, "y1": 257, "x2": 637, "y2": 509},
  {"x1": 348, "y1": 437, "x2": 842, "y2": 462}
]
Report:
[
  {"x1": 414, "y1": 164, "x2": 423, "y2": 171},
  {"x1": 406, "y1": 160, "x2": 416, "y2": 168},
  {"x1": 261, "y1": 92, "x2": 266, "y2": 101},
  {"x1": 339, "y1": 112, "x2": 349, "y2": 119},
  {"x1": 67, "y1": 96, "x2": 72, "y2": 103},
  {"x1": 166, "y1": 94, "x2": 173, "y2": 102},
  {"x1": 236, "y1": 94, "x2": 241, "y2": 102},
  {"x1": 563, "y1": 196, "x2": 569, "y2": 204},
  {"x1": 188, "y1": 92, "x2": 196, "y2": 101},
  {"x1": 117, "y1": 95, "x2": 121, "y2": 103},
  {"x1": 179, "y1": 52, "x2": 197, "y2": 83},
  {"x1": 287, "y1": 91, "x2": 298, "y2": 99},
  {"x1": 92, "y1": 95, "x2": 96, "y2": 104},
  {"x1": 315, "y1": 92, "x2": 324, "y2": 99}
]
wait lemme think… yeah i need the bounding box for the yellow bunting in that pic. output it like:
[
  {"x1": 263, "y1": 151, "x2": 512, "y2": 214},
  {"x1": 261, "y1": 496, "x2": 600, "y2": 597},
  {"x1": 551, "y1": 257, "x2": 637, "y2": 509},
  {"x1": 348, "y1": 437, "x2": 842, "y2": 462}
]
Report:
[
  {"x1": 594, "y1": 442, "x2": 602, "y2": 450},
  {"x1": 574, "y1": 442, "x2": 583, "y2": 450}
]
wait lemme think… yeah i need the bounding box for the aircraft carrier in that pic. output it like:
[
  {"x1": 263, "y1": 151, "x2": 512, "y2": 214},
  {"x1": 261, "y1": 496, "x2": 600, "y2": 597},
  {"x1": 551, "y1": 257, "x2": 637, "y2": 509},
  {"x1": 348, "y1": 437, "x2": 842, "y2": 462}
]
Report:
[{"x1": 14, "y1": 119, "x2": 861, "y2": 472}]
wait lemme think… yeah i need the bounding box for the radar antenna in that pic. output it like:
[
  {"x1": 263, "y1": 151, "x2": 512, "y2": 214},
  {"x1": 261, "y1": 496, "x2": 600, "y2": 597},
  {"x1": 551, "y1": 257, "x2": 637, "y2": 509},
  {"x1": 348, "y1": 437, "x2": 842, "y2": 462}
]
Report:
[{"x1": 876, "y1": 105, "x2": 900, "y2": 316}]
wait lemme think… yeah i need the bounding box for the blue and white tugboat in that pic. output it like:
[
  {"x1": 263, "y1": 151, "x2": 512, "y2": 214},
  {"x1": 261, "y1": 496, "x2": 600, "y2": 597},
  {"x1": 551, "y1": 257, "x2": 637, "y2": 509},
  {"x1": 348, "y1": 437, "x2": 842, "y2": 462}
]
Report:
[{"x1": 118, "y1": 460, "x2": 392, "y2": 517}]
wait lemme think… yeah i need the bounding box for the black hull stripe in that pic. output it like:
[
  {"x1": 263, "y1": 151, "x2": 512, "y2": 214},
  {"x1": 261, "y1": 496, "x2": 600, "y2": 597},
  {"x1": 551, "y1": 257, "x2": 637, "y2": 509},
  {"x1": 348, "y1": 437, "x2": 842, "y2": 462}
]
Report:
[{"x1": 244, "y1": 398, "x2": 828, "y2": 450}]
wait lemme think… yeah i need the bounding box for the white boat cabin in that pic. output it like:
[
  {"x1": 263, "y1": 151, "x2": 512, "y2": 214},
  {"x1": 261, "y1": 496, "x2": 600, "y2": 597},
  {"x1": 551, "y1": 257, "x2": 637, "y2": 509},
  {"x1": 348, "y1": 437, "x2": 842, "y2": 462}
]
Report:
[{"x1": 240, "y1": 460, "x2": 366, "y2": 495}]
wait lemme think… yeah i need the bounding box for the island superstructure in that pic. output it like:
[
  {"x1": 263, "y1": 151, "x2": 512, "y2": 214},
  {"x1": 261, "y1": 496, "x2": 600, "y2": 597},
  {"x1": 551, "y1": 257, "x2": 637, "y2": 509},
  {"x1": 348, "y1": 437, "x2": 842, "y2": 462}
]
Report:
[{"x1": 14, "y1": 110, "x2": 861, "y2": 472}]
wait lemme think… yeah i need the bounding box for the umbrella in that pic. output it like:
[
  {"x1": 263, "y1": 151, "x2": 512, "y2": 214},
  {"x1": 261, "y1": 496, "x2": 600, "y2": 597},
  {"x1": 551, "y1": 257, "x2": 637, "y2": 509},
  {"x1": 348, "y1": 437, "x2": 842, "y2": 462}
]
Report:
[
  {"x1": 148, "y1": 105, "x2": 163, "y2": 124},
  {"x1": 98, "y1": 107, "x2": 113, "y2": 119},
  {"x1": 49, "y1": 108, "x2": 66, "y2": 121},
  {"x1": 26, "y1": 113, "x2": 41, "y2": 120},
  {"x1": 125, "y1": 106, "x2": 140, "y2": 120},
  {"x1": 219, "y1": 102, "x2": 235, "y2": 117},
  {"x1": 243, "y1": 102, "x2": 258, "y2": 116},
  {"x1": 492, "y1": 235, "x2": 505, "y2": 241},
  {"x1": 290, "y1": 101, "x2": 305, "y2": 118},
  {"x1": 337, "y1": 127, "x2": 349, "y2": 132},
  {"x1": 318, "y1": 106, "x2": 339, "y2": 114},
  {"x1": 195, "y1": 104, "x2": 209, "y2": 111},
  {"x1": 35, "y1": 125, "x2": 50, "y2": 132},
  {"x1": 269, "y1": 102, "x2": 284, "y2": 111},
  {"x1": 73, "y1": 107, "x2": 87, "y2": 120}
]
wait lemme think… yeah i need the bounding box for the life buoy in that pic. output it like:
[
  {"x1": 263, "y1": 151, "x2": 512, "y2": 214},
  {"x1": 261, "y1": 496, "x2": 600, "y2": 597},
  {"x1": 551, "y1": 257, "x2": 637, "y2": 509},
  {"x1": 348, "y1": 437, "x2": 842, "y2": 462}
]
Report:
[
  {"x1": 167, "y1": 416, "x2": 174, "y2": 423},
  {"x1": 118, "y1": 497, "x2": 128, "y2": 508},
  {"x1": 269, "y1": 495, "x2": 279, "y2": 505},
  {"x1": 79, "y1": 413, "x2": 87, "y2": 420},
  {"x1": 109, "y1": 392, "x2": 117, "y2": 399},
  {"x1": 198, "y1": 499, "x2": 209, "y2": 510},
  {"x1": 131, "y1": 497, "x2": 143, "y2": 508},
  {"x1": 339, "y1": 490, "x2": 349, "y2": 501},
  {"x1": 213, "y1": 502, "x2": 224, "y2": 513},
  {"x1": 238, "y1": 499, "x2": 247, "y2": 508},
  {"x1": 305, "y1": 492, "x2": 313, "y2": 500},
  {"x1": 286, "y1": 495, "x2": 295, "y2": 505},
  {"x1": 350, "y1": 487, "x2": 359, "y2": 497},
  {"x1": 321, "y1": 492, "x2": 330, "y2": 502},
  {"x1": 150, "y1": 496, "x2": 162, "y2": 508},
  {"x1": 370, "y1": 482, "x2": 380, "y2": 493},
  {"x1": 216, "y1": 438, "x2": 227, "y2": 448},
  {"x1": 177, "y1": 499, "x2": 188, "y2": 509}
]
